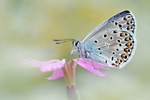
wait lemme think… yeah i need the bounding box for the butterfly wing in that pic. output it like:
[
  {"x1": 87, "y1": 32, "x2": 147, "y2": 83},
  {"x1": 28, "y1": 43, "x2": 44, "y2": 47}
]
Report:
[
  {"x1": 82, "y1": 10, "x2": 136, "y2": 42},
  {"x1": 81, "y1": 10, "x2": 136, "y2": 68}
]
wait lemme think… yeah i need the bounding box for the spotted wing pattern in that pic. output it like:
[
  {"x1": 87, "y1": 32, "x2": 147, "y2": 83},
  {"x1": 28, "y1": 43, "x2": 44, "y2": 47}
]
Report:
[{"x1": 82, "y1": 10, "x2": 136, "y2": 68}]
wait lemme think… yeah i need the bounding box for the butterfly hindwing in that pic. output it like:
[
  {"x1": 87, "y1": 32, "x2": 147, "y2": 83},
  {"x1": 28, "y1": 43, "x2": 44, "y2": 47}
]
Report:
[{"x1": 81, "y1": 10, "x2": 136, "y2": 68}]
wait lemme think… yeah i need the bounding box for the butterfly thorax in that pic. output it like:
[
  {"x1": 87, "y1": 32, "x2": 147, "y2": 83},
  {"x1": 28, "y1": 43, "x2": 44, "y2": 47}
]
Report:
[{"x1": 72, "y1": 40, "x2": 93, "y2": 59}]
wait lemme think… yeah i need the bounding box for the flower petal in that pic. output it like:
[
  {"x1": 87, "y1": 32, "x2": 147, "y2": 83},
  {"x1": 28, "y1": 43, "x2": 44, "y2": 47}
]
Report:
[
  {"x1": 74, "y1": 58, "x2": 108, "y2": 76},
  {"x1": 22, "y1": 58, "x2": 60, "y2": 67},
  {"x1": 87, "y1": 67, "x2": 106, "y2": 76},
  {"x1": 40, "y1": 61, "x2": 64, "y2": 72},
  {"x1": 74, "y1": 58, "x2": 109, "y2": 69},
  {"x1": 46, "y1": 69, "x2": 64, "y2": 80},
  {"x1": 22, "y1": 58, "x2": 64, "y2": 72}
]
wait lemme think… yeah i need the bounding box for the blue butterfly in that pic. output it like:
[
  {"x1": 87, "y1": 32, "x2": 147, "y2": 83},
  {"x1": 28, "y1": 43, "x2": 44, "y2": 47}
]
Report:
[{"x1": 55, "y1": 10, "x2": 137, "y2": 68}]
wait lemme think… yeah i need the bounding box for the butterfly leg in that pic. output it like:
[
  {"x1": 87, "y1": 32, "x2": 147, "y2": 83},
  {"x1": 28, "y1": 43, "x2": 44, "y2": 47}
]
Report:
[
  {"x1": 70, "y1": 49, "x2": 74, "y2": 56},
  {"x1": 84, "y1": 49, "x2": 96, "y2": 69},
  {"x1": 91, "y1": 59, "x2": 96, "y2": 69},
  {"x1": 76, "y1": 55, "x2": 80, "y2": 63},
  {"x1": 70, "y1": 49, "x2": 75, "y2": 60}
]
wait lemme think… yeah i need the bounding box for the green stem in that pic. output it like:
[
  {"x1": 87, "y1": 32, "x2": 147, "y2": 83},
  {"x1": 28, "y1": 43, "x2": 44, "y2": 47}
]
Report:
[{"x1": 62, "y1": 60, "x2": 81, "y2": 100}]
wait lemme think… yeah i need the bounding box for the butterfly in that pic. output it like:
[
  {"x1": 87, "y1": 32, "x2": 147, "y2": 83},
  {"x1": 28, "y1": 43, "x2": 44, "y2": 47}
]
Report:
[{"x1": 55, "y1": 10, "x2": 137, "y2": 68}]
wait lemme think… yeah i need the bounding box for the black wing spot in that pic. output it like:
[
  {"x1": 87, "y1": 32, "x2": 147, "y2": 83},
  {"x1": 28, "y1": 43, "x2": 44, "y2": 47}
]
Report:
[
  {"x1": 132, "y1": 41, "x2": 134, "y2": 43},
  {"x1": 127, "y1": 26, "x2": 130, "y2": 30},
  {"x1": 115, "y1": 22, "x2": 118, "y2": 25},
  {"x1": 128, "y1": 49, "x2": 131, "y2": 52},
  {"x1": 125, "y1": 33, "x2": 128, "y2": 36},
  {"x1": 109, "y1": 36, "x2": 113, "y2": 40},
  {"x1": 94, "y1": 40, "x2": 98, "y2": 43},
  {"x1": 117, "y1": 39, "x2": 121, "y2": 42},
  {"x1": 124, "y1": 17, "x2": 127, "y2": 20},
  {"x1": 111, "y1": 57, "x2": 114, "y2": 61},
  {"x1": 98, "y1": 48, "x2": 101, "y2": 50},
  {"x1": 131, "y1": 47, "x2": 134, "y2": 50},
  {"x1": 120, "y1": 60, "x2": 122, "y2": 63},
  {"x1": 116, "y1": 48, "x2": 119, "y2": 51},
  {"x1": 119, "y1": 44, "x2": 122, "y2": 46},
  {"x1": 127, "y1": 16, "x2": 131, "y2": 18},
  {"x1": 132, "y1": 30, "x2": 134, "y2": 33},
  {"x1": 103, "y1": 34, "x2": 107, "y2": 38},
  {"x1": 119, "y1": 24, "x2": 122, "y2": 28},
  {"x1": 124, "y1": 60, "x2": 127, "y2": 62},
  {"x1": 112, "y1": 52, "x2": 115, "y2": 54},
  {"x1": 125, "y1": 55, "x2": 127, "y2": 59}
]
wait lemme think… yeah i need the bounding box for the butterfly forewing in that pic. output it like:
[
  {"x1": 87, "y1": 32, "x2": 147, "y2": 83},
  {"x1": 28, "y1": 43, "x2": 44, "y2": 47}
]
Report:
[{"x1": 81, "y1": 10, "x2": 136, "y2": 68}]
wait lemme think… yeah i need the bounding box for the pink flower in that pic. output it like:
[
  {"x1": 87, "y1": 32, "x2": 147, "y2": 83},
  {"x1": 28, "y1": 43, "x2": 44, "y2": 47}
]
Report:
[
  {"x1": 22, "y1": 58, "x2": 110, "y2": 100},
  {"x1": 22, "y1": 58, "x2": 109, "y2": 80}
]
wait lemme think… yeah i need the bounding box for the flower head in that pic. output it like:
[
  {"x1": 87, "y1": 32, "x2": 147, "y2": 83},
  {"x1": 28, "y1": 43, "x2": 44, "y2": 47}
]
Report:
[
  {"x1": 22, "y1": 58, "x2": 109, "y2": 81},
  {"x1": 22, "y1": 58, "x2": 109, "y2": 100}
]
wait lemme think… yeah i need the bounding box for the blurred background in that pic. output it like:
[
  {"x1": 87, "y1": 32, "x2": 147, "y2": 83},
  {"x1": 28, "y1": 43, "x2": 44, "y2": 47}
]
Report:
[{"x1": 0, "y1": 0, "x2": 150, "y2": 100}]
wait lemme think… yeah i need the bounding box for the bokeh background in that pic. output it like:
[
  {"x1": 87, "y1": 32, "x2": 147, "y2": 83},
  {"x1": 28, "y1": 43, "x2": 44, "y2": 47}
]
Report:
[{"x1": 1, "y1": 0, "x2": 150, "y2": 100}]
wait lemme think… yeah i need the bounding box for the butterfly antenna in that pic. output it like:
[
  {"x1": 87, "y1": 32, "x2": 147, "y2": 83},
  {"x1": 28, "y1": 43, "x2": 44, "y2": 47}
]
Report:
[{"x1": 53, "y1": 39, "x2": 74, "y2": 44}]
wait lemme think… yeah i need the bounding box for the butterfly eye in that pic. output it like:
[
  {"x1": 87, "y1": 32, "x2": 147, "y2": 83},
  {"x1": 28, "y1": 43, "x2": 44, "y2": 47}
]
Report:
[{"x1": 74, "y1": 41, "x2": 79, "y2": 46}]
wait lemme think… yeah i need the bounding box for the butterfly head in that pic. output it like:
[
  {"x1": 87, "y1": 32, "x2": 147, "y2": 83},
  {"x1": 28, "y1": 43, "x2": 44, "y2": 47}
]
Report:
[
  {"x1": 53, "y1": 39, "x2": 82, "y2": 54},
  {"x1": 72, "y1": 40, "x2": 81, "y2": 53}
]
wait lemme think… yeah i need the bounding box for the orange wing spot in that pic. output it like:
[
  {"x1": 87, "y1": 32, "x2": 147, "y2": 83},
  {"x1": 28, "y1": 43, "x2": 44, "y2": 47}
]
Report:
[
  {"x1": 120, "y1": 33, "x2": 125, "y2": 37},
  {"x1": 115, "y1": 59, "x2": 119, "y2": 65},
  {"x1": 121, "y1": 54, "x2": 125, "y2": 59},
  {"x1": 125, "y1": 37, "x2": 129, "y2": 41},
  {"x1": 124, "y1": 48, "x2": 128, "y2": 53},
  {"x1": 112, "y1": 63, "x2": 116, "y2": 66},
  {"x1": 113, "y1": 30, "x2": 117, "y2": 33},
  {"x1": 126, "y1": 42, "x2": 130, "y2": 47}
]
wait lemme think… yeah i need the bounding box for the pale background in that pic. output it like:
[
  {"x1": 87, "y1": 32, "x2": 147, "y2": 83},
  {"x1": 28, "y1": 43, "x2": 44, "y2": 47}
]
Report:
[{"x1": 0, "y1": 0, "x2": 150, "y2": 100}]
